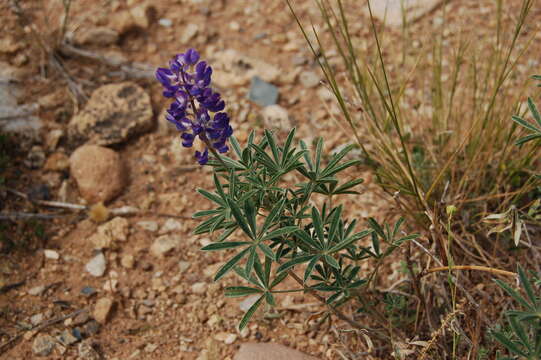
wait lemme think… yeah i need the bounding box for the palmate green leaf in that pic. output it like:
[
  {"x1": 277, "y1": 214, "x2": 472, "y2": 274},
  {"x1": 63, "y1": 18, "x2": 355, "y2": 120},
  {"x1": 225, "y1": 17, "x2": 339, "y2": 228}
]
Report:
[
  {"x1": 508, "y1": 316, "x2": 531, "y2": 350},
  {"x1": 322, "y1": 160, "x2": 362, "y2": 178},
  {"x1": 264, "y1": 129, "x2": 280, "y2": 164},
  {"x1": 253, "y1": 255, "x2": 267, "y2": 287},
  {"x1": 331, "y1": 178, "x2": 364, "y2": 195},
  {"x1": 225, "y1": 286, "x2": 263, "y2": 297},
  {"x1": 265, "y1": 291, "x2": 276, "y2": 306},
  {"x1": 209, "y1": 214, "x2": 226, "y2": 234},
  {"x1": 207, "y1": 155, "x2": 246, "y2": 170},
  {"x1": 322, "y1": 144, "x2": 355, "y2": 175},
  {"x1": 201, "y1": 242, "x2": 250, "y2": 251},
  {"x1": 270, "y1": 271, "x2": 288, "y2": 289},
  {"x1": 264, "y1": 257, "x2": 272, "y2": 287},
  {"x1": 517, "y1": 266, "x2": 536, "y2": 305},
  {"x1": 260, "y1": 199, "x2": 286, "y2": 236},
  {"x1": 281, "y1": 128, "x2": 297, "y2": 166},
  {"x1": 368, "y1": 218, "x2": 386, "y2": 240},
  {"x1": 239, "y1": 295, "x2": 264, "y2": 330},
  {"x1": 512, "y1": 115, "x2": 541, "y2": 134},
  {"x1": 193, "y1": 215, "x2": 225, "y2": 235},
  {"x1": 393, "y1": 217, "x2": 406, "y2": 237},
  {"x1": 244, "y1": 200, "x2": 258, "y2": 236},
  {"x1": 217, "y1": 226, "x2": 236, "y2": 242},
  {"x1": 327, "y1": 205, "x2": 342, "y2": 244},
  {"x1": 309, "y1": 137, "x2": 324, "y2": 175},
  {"x1": 245, "y1": 246, "x2": 257, "y2": 276},
  {"x1": 494, "y1": 279, "x2": 533, "y2": 310},
  {"x1": 294, "y1": 229, "x2": 322, "y2": 250},
  {"x1": 214, "y1": 247, "x2": 251, "y2": 281},
  {"x1": 261, "y1": 226, "x2": 299, "y2": 241},
  {"x1": 328, "y1": 229, "x2": 372, "y2": 253},
  {"x1": 277, "y1": 255, "x2": 314, "y2": 273},
  {"x1": 394, "y1": 233, "x2": 420, "y2": 246},
  {"x1": 229, "y1": 135, "x2": 243, "y2": 158},
  {"x1": 492, "y1": 330, "x2": 528, "y2": 357},
  {"x1": 251, "y1": 144, "x2": 279, "y2": 172},
  {"x1": 299, "y1": 140, "x2": 313, "y2": 171},
  {"x1": 193, "y1": 209, "x2": 221, "y2": 218},
  {"x1": 234, "y1": 266, "x2": 260, "y2": 287},
  {"x1": 323, "y1": 254, "x2": 340, "y2": 269},
  {"x1": 516, "y1": 133, "x2": 541, "y2": 146},
  {"x1": 227, "y1": 198, "x2": 255, "y2": 239},
  {"x1": 527, "y1": 97, "x2": 541, "y2": 128},
  {"x1": 258, "y1": 242, "x2": 275, "y2": 261},
  {"x1": 197, "y1": 189, "x2": 227, "y2": 207},
  {"x1": 304, "y1": 255, "x2": 320, "y2": 281},
  {"x1": 311, "y1": 207, "x2": 326, "y2": 247}
]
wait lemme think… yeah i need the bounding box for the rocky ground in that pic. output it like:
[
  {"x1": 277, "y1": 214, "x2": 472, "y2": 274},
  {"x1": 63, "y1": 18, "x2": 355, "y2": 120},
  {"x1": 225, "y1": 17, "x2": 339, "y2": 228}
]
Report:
[{"x1": 0, "y1": 0, "x2": 540, "y2": 359}]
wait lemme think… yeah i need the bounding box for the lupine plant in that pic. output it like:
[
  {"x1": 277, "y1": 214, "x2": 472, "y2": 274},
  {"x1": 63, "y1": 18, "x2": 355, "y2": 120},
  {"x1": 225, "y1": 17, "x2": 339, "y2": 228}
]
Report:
[{"x1": 157, "y1": 49, "x2": 419, "y2": 333}]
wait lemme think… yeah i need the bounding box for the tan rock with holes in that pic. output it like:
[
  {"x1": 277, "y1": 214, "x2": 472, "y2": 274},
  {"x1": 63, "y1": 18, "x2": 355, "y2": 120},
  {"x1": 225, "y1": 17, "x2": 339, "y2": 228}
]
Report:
[{"x1": 68, "y1": 82, "x2": 153, "y2": 146}]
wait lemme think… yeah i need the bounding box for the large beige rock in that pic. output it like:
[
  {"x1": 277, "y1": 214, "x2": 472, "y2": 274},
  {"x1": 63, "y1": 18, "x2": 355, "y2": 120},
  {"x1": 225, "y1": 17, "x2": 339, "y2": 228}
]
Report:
[
  {"x1": 234, "y1": 343, "x2": 318, "y2": 360},
  {"x1": 369, "y1": 0, "x2": 446, "y2": 27},
  {"x1": 68, "y1": 82, "x2": 153, "y2": 146},
  {"x1": 69, "y1": 145, "x2": 127, "y2": 203}
]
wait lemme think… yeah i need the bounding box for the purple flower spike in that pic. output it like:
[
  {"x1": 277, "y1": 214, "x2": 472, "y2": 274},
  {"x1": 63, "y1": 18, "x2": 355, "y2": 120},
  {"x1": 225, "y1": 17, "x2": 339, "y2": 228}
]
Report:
[{"x1": 155, "y1": 48, "x2": 233, "y2": 165}]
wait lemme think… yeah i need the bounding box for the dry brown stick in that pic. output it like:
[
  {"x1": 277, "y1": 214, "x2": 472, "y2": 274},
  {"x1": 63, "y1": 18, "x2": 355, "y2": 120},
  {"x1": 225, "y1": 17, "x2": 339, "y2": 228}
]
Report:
[
  {"x1": 423, "y1": 265, "x2": 516, "y2": 278},
  {"x1": 4, "y1": 187, "x2": 193, "y2": 220},
  {"x1": 59, "y1": 43, "x2": 155, "y2": 79},
  {"x1": 0, "y1": 212, "x2": 66, "y2": 220},
  {"x1": 406, "y1": 241, "x2": 435, "y2": 332}
]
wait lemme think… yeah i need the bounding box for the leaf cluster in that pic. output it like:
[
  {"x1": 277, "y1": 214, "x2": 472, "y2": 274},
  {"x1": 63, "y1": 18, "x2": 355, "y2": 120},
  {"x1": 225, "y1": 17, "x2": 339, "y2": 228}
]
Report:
[{"x1": 194, "y1": 129, "x2": 418, "y2": 329}]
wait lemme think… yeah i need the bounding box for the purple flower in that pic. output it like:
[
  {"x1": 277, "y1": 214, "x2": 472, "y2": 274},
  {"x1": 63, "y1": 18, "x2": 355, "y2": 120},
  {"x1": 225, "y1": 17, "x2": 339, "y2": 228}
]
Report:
[{"x1": 156, "y1": 49, "x2": 233, "y2": 165}]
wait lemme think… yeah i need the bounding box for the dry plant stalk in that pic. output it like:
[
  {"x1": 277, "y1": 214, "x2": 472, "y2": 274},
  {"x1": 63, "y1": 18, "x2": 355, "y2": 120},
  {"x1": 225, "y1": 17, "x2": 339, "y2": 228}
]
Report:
[{"x1": 418, "y1": 306, "x2": 464, "y2": 360}]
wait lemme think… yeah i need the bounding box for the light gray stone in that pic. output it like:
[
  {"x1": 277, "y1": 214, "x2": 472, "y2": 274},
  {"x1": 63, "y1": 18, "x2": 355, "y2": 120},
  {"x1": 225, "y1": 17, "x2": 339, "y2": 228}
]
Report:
[
  {"x1": 249, "y1": 77, "x2": 278, "y2": 107},
  {"x1": 85, "y1": 252, "x2": 106, "y2": 277},
  {"x1": 369, "y1": 0, "x2": 446, "y2": 27}
]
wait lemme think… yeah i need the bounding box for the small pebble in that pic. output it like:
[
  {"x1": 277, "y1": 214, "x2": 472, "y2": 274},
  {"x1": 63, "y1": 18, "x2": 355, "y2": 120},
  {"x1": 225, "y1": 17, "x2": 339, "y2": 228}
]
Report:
[
  {"x1": 28, "y1": 285, "x2": 46, "y2": 296},
  {"x1": 44, "y1": 249, "x2": 60, "y2": 260},
  {"x1": 85, "y1": 252, "x2": 106, "y2": 277}
]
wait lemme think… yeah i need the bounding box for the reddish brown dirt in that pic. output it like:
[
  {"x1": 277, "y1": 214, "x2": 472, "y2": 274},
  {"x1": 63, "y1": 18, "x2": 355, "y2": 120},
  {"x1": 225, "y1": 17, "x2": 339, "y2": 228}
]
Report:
[{"x1": 0, "y1": 0, "x2": 539, "y2": 359}]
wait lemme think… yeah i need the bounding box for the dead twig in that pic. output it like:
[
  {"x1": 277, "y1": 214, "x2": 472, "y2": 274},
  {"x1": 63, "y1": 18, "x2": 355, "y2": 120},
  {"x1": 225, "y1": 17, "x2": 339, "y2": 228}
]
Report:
[
  {"x1": 422, "y1": 265, "x2": 516, "y2": 278},
  {"x1": 59, "y1": 43, "x2": 155, "y2": 79},
  {"x1": 0, "y1": 281, "x2": 25, "y2": 295},
  {"x1": 4, "y1": 187, "x2": 193, "y2": 220},
  {"x1": 0, "y1": 212, "x2": 67, "y2": 220},
  {"x1": 0, "y1": 308, "x2": 88, "y2": 354}
]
